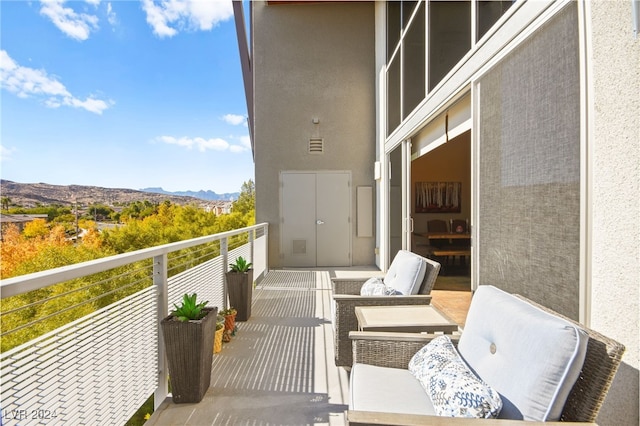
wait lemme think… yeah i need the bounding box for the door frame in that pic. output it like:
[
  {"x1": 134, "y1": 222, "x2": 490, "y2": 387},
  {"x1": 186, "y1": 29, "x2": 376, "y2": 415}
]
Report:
[{"x1": 383, "y1": 140, "x2": 412, "y2": 269}]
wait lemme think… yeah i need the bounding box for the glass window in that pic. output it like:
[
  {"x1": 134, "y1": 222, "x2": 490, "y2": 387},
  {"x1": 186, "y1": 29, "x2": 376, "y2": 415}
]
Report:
[
  {"x1": 477, "y1": 1, "x2": 513, "y2": 41},
  {"x1": 387, "y1": 2, "x2": 401, "y2": 62},
  {"x1": 402, "y1": 1, "x2": 419, "y2": 29},
  {"x1": 387, "y1": 55, "x2": 401, "y2": 136},
  {"x1": 428, "y1": 1, "x2": 471, "y2": 91},
  {"x1": 402, "y1": 1, "x2": 425, "y2": 119}
]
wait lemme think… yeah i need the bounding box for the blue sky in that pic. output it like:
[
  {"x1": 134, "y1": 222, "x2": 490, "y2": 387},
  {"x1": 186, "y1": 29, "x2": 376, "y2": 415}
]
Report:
[{"x1": 1, "y1": 0, "x2": 253, "y2": 194}]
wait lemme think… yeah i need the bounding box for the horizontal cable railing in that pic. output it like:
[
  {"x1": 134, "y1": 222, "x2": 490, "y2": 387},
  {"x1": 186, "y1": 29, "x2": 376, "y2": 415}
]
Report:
[{"x1": 0, "y1": 223, "x2": 268, "y2": 426}]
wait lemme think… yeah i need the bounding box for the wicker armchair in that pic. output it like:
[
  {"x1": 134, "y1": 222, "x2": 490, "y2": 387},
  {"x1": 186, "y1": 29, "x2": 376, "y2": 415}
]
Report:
[
  {"x1": 347, "y1": 291, "x2": 625, "y2": 425},
  {"x1": 332, "y1": 252, "x2": 440, "y2": 367}
]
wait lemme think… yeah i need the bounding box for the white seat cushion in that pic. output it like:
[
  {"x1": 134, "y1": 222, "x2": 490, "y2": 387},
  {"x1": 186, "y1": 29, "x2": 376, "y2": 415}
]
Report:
[
  {"x1": 383, "y1": 250, "x2": 427, "y2": 295},
  {"x1": 458, "y1": 286, "x2": 588, "y2": 421},
  {"x1": 350, "y1": 363, "x2": 435, "y2": 416}
]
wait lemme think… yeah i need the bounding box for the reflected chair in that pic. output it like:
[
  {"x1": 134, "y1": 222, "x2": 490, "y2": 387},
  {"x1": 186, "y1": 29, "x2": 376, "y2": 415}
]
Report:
[
  {"x1": 451, "y1": 219, "x2": 470, "y2": 266},
  {"x1": 332, "y1": 250, "x2": 440, "y2": 367},
  {"x1": 427, "y1": 219, "x2": 449, "y2": 236}
]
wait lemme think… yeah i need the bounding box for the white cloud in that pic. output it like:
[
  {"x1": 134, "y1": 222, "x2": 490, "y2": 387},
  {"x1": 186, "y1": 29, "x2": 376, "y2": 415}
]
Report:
[
  {"x1": 39, "y1": 0, "x2": 100, "y2": 41},
  {"x1": 239, "y1": 135, "x2": 251, "y2": 148},
  {"x1": 222, "y1": 113, "x2": 246, "y2": 126},
  {"x1": 228, "y1": 134, "x2": 251, "y2": 153},
  {"x1": 106, "y1": 2, "x2": 117, "y2": 27},
  {"x1": 157, "y1": 135, "x2": 230, "y2": 152},
  {"x1": 0, "y1": 145, "x2": 17, "y2": 162},
  {"x1": 156, "y1": 134, "x2": 251, "y2": 153},
  {"x1": 141, "y1": 0, "x2": 233, "y2": 38},
  {"x1": 0, "y1": 50, "x2": 112, "y2": 115}
]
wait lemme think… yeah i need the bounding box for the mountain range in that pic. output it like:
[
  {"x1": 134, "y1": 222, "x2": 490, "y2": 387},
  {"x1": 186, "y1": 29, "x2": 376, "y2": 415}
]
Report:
[
  {"x1": 0, "y1": 180, "x2": 238, "y2": 207},
  {"x1": 140, "y1": 187, "x2": 238, "y2": 201}
]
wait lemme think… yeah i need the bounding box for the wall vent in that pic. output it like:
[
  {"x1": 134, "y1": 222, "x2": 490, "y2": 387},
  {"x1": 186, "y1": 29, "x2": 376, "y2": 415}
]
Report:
[
  {"x1": 308, "y1": 138, "x2": 324, "y2": 154},
  {"x1": 292, "y1": 239, "x2": 307, "y2": 254}
]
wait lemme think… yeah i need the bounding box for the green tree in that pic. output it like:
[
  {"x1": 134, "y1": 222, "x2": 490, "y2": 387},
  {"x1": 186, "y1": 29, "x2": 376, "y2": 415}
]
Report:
[
  {"x1": 233, "y1": 180, "x2": 255, "y2": 216},
  {"x1": 85, "y1": 203, "x2": 115, "y2": 221},
  {"x1": 1, "y1": 196, "x2": 11, "y2": 210}
]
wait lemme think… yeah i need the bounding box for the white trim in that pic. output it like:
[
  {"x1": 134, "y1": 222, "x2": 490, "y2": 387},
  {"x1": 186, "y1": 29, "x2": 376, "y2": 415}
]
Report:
[
  {"x1": 471, "y1": 82, "x2": 480, "y2": 293},
  {"x1": 578, "y1": 0, "x2": 593, "y2": 327},
  {"x1": 402, "y1": 140, "x2": 412, "y2": 251}
]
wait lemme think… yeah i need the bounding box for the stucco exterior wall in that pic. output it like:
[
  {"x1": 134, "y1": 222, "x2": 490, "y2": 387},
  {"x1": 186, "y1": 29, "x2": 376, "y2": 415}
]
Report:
[
  {"x1": 252, "y1": 1, "x2": 376, "y2": 268},
  {"x1": 589, "y1": 1, "x2": 640, "y2": 424}
]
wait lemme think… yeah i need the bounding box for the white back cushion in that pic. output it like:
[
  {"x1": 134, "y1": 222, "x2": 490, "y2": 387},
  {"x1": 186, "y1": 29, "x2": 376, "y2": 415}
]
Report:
[
  {"x1": 383, "y1": 250, "x2": 427, "y2": 295},
  {"x1": 458, "y1": 285, "x2": 588, "y2": 421}
]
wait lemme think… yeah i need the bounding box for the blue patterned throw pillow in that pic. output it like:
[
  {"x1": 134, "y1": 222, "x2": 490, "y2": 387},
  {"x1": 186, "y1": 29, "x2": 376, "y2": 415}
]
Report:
[
  {"x1": 360, "y1": 277, "x2": 401, "y2": 296},
  {"x1": 409, "y1": 335, "x2": 502, "y2": 419}
]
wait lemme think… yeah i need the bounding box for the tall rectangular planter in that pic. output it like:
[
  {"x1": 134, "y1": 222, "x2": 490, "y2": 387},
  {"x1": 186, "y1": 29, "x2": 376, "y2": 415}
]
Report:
[
  {"x1": 226, "y1": 270, "x2": 253, "y2": 321},
  {"x1": 161, "y1": 306, "x2": 217, "y2": 403}
]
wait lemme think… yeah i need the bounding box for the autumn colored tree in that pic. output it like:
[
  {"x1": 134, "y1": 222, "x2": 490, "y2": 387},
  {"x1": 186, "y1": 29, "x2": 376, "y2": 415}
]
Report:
[{"x1": 0, "y1": 193, "x2": 256, "y2": 351}]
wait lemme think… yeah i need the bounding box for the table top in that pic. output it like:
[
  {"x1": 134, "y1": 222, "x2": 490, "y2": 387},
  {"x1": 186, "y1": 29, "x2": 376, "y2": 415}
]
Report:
[
  {"x1": 414, "y1": 232, "x2": 471, "y2": 240},
  {"x1": 354, "y1": 305, "x2": 459, "y2": 333}
]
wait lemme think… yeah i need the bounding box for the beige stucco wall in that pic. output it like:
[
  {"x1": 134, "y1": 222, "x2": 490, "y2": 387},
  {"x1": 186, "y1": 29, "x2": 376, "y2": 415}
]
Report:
[
  {"x1": 252, "y1": 1, "x2": 376, "y2": 268},
  {"x1": 589, "y1": 1, "x2": 640, "y2": 424}
]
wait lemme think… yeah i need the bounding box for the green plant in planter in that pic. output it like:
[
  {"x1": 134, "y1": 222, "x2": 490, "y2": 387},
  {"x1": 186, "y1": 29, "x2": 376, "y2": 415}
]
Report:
[
  {"x1": 171, "y1": 293, "x2": 209, "y2": 322},
  {"x1": 229, "y1": 256, "x2": 252, "y2": 273},
  {"x1": 161, "y1": 293, "x2": 216, "y2": 403},
  {"x1": 219, "y1": 307, "x2": 237, "y2": 316},
  {"x1": 226, "y1": 258, "x2": 253, "y2": 321}
]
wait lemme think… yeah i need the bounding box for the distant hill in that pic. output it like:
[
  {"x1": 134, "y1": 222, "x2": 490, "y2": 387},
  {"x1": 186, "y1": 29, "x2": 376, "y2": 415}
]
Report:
[
  {"x1": 0, "y1": 180, "x2": 230, "y2": 207},
  {"x1": 141, "y1": 187, "x2": 238, "y2": 201}
]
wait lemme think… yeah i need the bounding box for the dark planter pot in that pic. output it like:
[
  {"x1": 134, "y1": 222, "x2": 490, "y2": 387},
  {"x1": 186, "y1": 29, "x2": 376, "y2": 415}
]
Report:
[
  {"x1": 226, "y1": 269, "x2": 253, "y2": 321},
  {"x1": 161, "y1": 306, "x2": 217, "y2": 403}
]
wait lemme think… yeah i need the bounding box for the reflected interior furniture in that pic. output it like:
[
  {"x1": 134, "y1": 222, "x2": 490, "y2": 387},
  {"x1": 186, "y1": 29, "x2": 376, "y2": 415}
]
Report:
[
  {"x1": 450, "y1": 219, "x2": 471, "y2": 264},
  {"x1": 413, "y1": 219, "x2": 451, "y2": 264},
  {"x1": 355, "y1": 305, "x2": 458, "y2": 334},
  {"x1": 332, "y1": 251, "x2": 441, "y2": 367},
  {"x1": 348, "y1": 286, "x2": 625, "y2": 425}
]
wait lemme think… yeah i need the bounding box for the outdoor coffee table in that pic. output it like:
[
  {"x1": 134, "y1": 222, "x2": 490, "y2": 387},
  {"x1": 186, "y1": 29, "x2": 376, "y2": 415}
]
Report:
[{"x1": 354, "y1": 305, "x2": 459, "y2": 333}]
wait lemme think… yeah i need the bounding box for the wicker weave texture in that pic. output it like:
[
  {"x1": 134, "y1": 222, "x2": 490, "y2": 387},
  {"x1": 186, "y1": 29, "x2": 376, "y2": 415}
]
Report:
[
  {"x1": 161, "y1": 307, "x2": 217, "y2": 403},
  {"x1": 332, "y1": 256, "x2": 440, "y2": 367},
  {"x1": 353, "y1": 338, "x2": 427, "y2": 369},
  {"x1": 333, "y1": 294, "x2": 432, "y2": 367}
]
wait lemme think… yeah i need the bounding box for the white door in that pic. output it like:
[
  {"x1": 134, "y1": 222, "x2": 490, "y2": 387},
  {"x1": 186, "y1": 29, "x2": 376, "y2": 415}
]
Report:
[{"x1": 281, "y1": 172, "x2": 351, "y2": 267}]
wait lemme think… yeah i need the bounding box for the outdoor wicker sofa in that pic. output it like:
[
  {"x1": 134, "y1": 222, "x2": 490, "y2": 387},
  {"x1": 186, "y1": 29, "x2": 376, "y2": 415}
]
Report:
[
  {"x1": 348, "y1": 285, "x2": 625, "y2": 425},
  {"x1": 332, "y1": 250, "x2": 441, "y2": 367}
]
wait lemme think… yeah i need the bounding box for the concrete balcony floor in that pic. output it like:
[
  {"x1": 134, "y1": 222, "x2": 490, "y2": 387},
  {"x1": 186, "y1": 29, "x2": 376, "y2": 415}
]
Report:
[{"x1": 147, "y1": 268, "x2": 471, "y2": 426}]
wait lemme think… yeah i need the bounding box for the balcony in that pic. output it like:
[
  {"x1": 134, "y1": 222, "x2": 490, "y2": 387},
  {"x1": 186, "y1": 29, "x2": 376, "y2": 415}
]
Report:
[{"x1": 0, "y1": 223, "x2": 470, "y2": 425}]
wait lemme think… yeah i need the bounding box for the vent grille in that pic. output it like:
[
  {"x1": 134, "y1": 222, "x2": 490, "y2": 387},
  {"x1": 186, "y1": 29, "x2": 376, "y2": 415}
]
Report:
[
  {"x1": 292, "y1": 239, "x2": 307, "y2": 254},
  {"x1": 308, "y1": 138, "x2": 324, "y2": 154}
]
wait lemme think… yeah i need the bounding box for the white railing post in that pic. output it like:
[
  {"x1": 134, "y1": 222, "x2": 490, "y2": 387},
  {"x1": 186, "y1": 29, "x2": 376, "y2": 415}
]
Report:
[
  {"x1": 154, "y1": 254, "x2": 169, "y2": 409},
  {"x1": 221, "y1": 237, "x2": 229, "y2": 309},
  {"x1": 264, "y1": 224, "x2": 269, "y2": 275},
  {"x1": 248, "y1": 228, "x2": 254, "y2": 266}
]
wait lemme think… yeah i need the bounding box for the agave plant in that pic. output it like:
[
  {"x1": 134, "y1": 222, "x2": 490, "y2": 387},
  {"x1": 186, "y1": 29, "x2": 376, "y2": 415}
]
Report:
[
  {"x1": 171, "y1": 293, "x2": 209, "y2": 322},
  {"x1": 229, "y1": 256, "x2": 252, "y2": 273}
]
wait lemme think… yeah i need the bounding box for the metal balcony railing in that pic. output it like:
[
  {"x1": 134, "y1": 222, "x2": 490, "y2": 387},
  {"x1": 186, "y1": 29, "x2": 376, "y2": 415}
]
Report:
[{"x1": 0, "y1": 223, "x2": 268, "y2": 425}]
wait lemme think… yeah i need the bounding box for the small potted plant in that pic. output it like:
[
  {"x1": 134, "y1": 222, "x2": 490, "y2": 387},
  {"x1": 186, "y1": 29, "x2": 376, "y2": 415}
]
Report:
[
  {"x1": 161, "y1": 293, "x2": 217, "y2": 403},
  {"x1": 220, "y1": 307, "x2": 238, "y2": 342},
  {"x1": 225, "y1": 257, "x2": 253, "y2": 321},
  {"x1": 213, "y1": 315, "x2": 225, "y2": 353}
]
